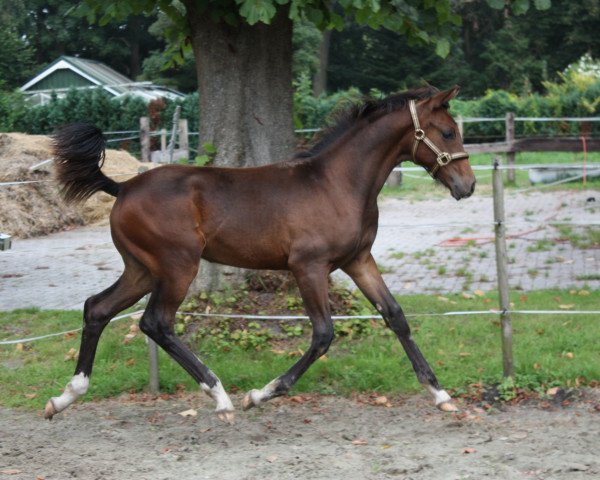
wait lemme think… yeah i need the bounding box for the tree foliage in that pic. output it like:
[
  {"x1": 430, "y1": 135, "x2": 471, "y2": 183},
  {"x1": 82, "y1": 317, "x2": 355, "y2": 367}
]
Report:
[
  {"x1": 327, "y1": 0, "x2": 597, "y2": 97},
  {"x1": 79, "y1": 0, "x2": 464, "y2": 60}
]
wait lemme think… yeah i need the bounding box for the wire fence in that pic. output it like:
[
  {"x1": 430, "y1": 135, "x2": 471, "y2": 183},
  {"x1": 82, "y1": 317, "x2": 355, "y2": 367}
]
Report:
[{"x1": 1, "y1": 153, "x2": 598, "y2": 379}]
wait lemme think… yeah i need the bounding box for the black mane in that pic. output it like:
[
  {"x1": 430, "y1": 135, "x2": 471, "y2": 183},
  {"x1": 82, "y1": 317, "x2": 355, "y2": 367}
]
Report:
[{"x1": 296, "y1": 85, "x2": 440, "y2": 159}]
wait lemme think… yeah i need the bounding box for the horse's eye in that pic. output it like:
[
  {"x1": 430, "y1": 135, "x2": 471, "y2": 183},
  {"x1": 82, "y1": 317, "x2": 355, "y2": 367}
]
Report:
[{"x1": 442, "y1": 129, "x2": 455, "y2": 140}]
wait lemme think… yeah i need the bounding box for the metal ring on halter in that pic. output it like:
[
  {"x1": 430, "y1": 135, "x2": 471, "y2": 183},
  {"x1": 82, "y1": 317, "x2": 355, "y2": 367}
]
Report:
[
  {"x1": 414, "y1": 129, "x2": 425, "y2": 141},
  {"x1": 436, "y1": 152, "x2": 452, "y2": 166}
]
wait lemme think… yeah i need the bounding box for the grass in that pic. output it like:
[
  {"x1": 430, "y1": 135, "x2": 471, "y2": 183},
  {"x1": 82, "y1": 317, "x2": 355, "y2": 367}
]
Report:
[
  {"x1": 382, "y1": 151, "x2": 600, "y2": 199},
  {"x1": 1, "y1": 288, "x2": 599, "y2": 410}
]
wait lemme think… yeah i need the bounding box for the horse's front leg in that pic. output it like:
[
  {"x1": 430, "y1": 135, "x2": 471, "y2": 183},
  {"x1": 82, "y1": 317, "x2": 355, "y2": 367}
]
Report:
[
  {"x1": 242, "y1": 264, "x2": 333, "y2": 410},
  {"x1": 343, "y1": 253, "x2": 458, "y2": 412}
]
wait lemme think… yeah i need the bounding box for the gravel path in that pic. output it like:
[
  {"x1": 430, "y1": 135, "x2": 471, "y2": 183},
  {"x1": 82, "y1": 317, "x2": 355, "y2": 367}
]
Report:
[{"x1": 0, "y1": 189, "x2": 598, "y2": 311}]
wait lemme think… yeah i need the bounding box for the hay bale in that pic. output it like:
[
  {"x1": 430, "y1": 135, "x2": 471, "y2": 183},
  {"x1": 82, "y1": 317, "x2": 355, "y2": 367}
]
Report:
[{"x1": 0, "y1": 132, "x2": 145, "y2": 238}]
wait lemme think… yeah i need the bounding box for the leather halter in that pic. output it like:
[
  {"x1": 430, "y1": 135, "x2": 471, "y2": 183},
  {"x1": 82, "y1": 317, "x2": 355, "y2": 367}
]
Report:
[{"x1": 408, "y1": 99, "x2": 469, "y2": 178}]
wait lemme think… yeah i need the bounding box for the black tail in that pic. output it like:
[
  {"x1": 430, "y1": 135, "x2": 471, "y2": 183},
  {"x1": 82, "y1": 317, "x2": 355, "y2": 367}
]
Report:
[{"x1": 53, "y1": 123, "x2": 120, "y2": 203}]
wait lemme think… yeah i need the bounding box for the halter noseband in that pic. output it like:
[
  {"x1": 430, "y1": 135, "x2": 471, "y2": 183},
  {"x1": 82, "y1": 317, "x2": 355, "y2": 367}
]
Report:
[{"x1": 408, "y1": 99, "x2": 469, "y2": 178}]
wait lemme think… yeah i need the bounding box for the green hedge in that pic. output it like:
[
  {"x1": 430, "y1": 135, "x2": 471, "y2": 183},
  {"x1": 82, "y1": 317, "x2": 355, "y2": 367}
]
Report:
[
  {"x1": 0, "y1": 88, "x2": 199, "y2": 136},
  {"x1": 1, "y1": 67, "x2": 598, "y2": 144}
]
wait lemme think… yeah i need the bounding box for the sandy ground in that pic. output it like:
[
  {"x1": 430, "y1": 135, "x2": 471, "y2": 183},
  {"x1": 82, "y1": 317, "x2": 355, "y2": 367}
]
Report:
[{"x1": 1, "y1": 392, "x2": 599, "y2": 480}]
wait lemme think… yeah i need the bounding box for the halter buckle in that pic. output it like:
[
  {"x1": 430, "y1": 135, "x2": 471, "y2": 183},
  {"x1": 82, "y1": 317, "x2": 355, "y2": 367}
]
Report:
[
  {"x1": 436, "y1": 152, "x2": 452, "y2": 166},
  {"x1": 414, "y1": 129, "x2": 425, "y2": 141}
]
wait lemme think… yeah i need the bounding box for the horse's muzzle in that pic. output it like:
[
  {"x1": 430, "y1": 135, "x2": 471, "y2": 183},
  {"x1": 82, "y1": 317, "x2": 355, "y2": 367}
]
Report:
[{"x1": 451, "y1": 178, "x2": 476, "y2": 200}]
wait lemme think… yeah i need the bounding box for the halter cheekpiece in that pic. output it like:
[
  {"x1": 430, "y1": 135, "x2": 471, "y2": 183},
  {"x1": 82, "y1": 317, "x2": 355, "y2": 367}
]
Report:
[{"x1": 408, "y1": 99, "x2": 469, "y2": 178}]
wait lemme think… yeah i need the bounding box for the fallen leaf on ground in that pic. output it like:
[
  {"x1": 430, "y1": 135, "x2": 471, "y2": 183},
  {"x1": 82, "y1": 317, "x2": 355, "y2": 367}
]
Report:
[
  {"x1": 178, "y1": 409, "x2": 197, "y2": 417},
  {"x1": 64, "y1": 348, "x2": 78, "y2": 361},
  {"x1": 289, "y1": 395, "x2": 307, "y2": 404},
  {"x1": 474, "y1": 289, "x2": 485, "y2": 297},
  {"x1": 352, "y1": 439, "x2": 368, "y2": 446},
  {"x1": 15, "y1": 343, "x2": 24, "y2": 352},
  {"x1": 558, "y1": 304, "x2": 575, "y2": 309},
  {"x1": 130, "y1": 312, "x2": 143, "y2": 321},
  {"x1": 270, "y1": 349, "x2": 286, "y2": 355},
  {"x1": 459, "y1": 352, "x2": 472, "y2": 357},
  {"x1": 547, "y1": 387, "x2": 560, "y2": 396},
  {"x1": 1, "y1": 470, "x2": 22, "y2": 475},
  {"x1": 266, "y1": 455, "x2": 278, "y2": 463},
  {"x1": 463, "y1": 448, "x2": 476, "y2": 454},
  {"x1": 24, "y1": 393, "x2": 37, "y2": 399},
  {"x1": 64, "y1": 331, "x2": 77, "y2": 339},
  {"x1": 564, "y1": 352, "x2": 574, "y2": 359},
  {"x1": 373, "y1": 395, "x2": 390, "y2": 406}
]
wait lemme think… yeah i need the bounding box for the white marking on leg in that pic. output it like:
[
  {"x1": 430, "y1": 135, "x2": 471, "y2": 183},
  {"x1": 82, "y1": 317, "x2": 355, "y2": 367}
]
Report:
[
  {"x1": 200, "y1": 380, "x2": 234, "y2": 414},
  {"x1": 424, "y1": 384, "x2": 458, "y2": 411},
  {"x1": 49, "y1": 373, "x2": 89, "y2": 413},
  {"x1": 242, "y1": 378, "x2": 280, "y2": 410}
]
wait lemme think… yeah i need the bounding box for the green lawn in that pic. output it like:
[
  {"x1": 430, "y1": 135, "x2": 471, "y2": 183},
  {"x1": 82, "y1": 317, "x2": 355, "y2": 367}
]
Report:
[
  {"x1": 1, "y1": 288, "x2": 598, "y2": 410},
  {"x1": 383, "y1": 151, "x2": 600, "y2": 199}
]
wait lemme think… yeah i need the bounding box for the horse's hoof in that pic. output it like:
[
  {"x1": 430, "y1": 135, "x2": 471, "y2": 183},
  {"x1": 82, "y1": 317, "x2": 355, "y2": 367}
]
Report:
[
  {"x1": 216, "y1": 409, "x2": 235, "y2": 424},
  {"x1": 437, "y1": 401, "x2": 459, "y2": 412},
  {"x1": 241, "y1": 390, "x2": 260, "y2": 411},
  {"x1": 44, "y1": 399, "x2": 57, "y2": 420}
]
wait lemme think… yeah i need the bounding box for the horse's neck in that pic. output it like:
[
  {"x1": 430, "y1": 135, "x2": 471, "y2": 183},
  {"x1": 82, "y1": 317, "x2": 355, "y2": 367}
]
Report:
[{"x1": 326, "y1": 110, "x2": 413, "y2": 204}]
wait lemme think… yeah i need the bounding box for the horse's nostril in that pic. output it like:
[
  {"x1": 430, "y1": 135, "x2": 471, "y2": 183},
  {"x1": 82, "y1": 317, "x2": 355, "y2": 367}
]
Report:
[{"x1": 470, "y1": 180, "x2": 476, "y2": 195}]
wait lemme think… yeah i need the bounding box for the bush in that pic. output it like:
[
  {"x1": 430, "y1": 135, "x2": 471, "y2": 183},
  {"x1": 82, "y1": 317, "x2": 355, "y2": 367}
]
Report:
[
  {"x1": 5, "y1": 89, "x2": 198, "y2": 137},
  {"x1": 0, "y1": 85, "x2": 27, "y2": 132}
]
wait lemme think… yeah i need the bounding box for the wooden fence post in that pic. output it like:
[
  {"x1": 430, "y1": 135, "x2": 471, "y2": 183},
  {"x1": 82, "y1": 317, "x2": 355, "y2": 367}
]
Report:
[
  {"x1": 140, "y1": 117, "x2": 150, "y2": 163},
  {"x1": 457, "y1": 115, "x2": 464, "y2": 140},
  {"x1": 148, "y1": 337, "x2": 160, "y2": 394},
  {"x1": 160, "y1": 128, "x2": 167, "y2": 152},
  {"x1": 492, "y1": 156, "x2": 514, "y2": 378},
  {"x1": 178, "y1": 118, "x2": 189, "y2": 164},
  {"x1": 168, "y1": 106, "x2": 182, "y2": 164},
  {"x1": 505, "y1": 112, "x2": 516, "y2": 183}
]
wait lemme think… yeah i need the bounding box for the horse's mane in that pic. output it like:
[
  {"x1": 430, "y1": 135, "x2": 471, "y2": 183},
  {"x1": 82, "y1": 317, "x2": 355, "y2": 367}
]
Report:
[{"x1": 296, "y1": 85, "x2": 440, "y2": 159}]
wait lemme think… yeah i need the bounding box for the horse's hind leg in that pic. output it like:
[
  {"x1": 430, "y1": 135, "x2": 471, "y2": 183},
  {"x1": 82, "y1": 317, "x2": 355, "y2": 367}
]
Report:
[
  {"x1": 139, "y1": 268, "x2": 235, "y2": 423},
  {"x1": 242, "y1": 263, "x2": 334, "y2": 409},
  {"x1": 343, "y1": 253, "x2": 457, "y2": 412},
  {"x1": 45, "y1": 260, "x2": 152, "y2": 419}
]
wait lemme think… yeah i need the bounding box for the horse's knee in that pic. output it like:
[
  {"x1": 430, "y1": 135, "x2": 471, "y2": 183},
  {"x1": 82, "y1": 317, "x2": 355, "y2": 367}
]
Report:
[
  {"x1": 83, "y1": 296, "x2": 111, "y2": 330},
  {"x1": 139, "y1": 312, "x2": 170, "y2": 341},
  {"x1": 313, "y1": 324, "x2": 334, "y2": 356}
]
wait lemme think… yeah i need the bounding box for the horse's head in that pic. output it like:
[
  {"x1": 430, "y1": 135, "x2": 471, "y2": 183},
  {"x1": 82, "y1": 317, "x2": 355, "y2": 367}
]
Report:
[{"x1": 409, "y1": 87, "x2": 476, "y2": 200}]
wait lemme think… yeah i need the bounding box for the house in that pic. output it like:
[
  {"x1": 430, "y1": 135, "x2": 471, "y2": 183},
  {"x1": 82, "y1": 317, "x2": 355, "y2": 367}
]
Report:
[{"x1": 20, "y1": 55, "x2": 184, "y2": 106}]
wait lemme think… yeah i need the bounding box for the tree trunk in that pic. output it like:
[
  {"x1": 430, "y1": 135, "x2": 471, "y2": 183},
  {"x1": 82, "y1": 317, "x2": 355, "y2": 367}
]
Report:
[
  {"x1": 312, "y1": 29, "x2": 331, "y2": 97},
  {"x1": 183, "y1": 5, "x2": 296, "y2": 292},
  {"x1": 186, "y1": 6, "x2": 295, "y2": 167}
]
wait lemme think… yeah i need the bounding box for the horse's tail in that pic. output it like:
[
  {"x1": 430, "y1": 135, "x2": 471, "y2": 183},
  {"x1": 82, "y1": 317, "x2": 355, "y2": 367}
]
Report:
[{"x1": 53, "y1": 123, "x2": 120, "y2": 203}]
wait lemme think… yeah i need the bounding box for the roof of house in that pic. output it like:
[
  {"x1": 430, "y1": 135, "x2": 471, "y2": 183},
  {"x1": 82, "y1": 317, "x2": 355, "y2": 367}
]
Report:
[{"x1": 20, "y1": 55, "x2": 183, "y2": 102}]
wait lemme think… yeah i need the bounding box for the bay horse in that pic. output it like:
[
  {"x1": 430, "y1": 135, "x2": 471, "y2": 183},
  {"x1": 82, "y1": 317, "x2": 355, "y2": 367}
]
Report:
[{"x1": 46, "y1": 85, "x2": 475, "y2": 423}]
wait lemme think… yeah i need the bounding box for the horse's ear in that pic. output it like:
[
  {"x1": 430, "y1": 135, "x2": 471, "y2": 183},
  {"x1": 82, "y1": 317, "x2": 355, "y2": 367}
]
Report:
[{"x1": 424, "y1": 86, "x2": 460, "y2": 110}]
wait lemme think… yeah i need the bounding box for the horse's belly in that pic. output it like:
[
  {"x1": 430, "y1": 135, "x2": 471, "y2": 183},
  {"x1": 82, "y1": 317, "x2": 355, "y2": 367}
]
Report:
[{"x1": 201, "y1": 240, "x2": 288, "y2": 270}]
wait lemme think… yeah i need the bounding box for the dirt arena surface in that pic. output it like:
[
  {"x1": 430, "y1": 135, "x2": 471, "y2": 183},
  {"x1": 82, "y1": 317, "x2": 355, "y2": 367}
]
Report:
[{"x1": 1, "y1": 391, "x2": 599, "y2": 480}]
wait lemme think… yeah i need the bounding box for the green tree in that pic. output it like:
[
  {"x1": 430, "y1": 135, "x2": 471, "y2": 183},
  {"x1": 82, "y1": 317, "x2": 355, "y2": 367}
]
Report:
[
  {"x1": 0, "y1": 1, "x2": 37, "y2": 90},
  {"x1": 79, "y1": 0, "x2": 463, "y2": 169},
  {"x1": 17, "y1": 0, "x2": 162, "y2": 79}
]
